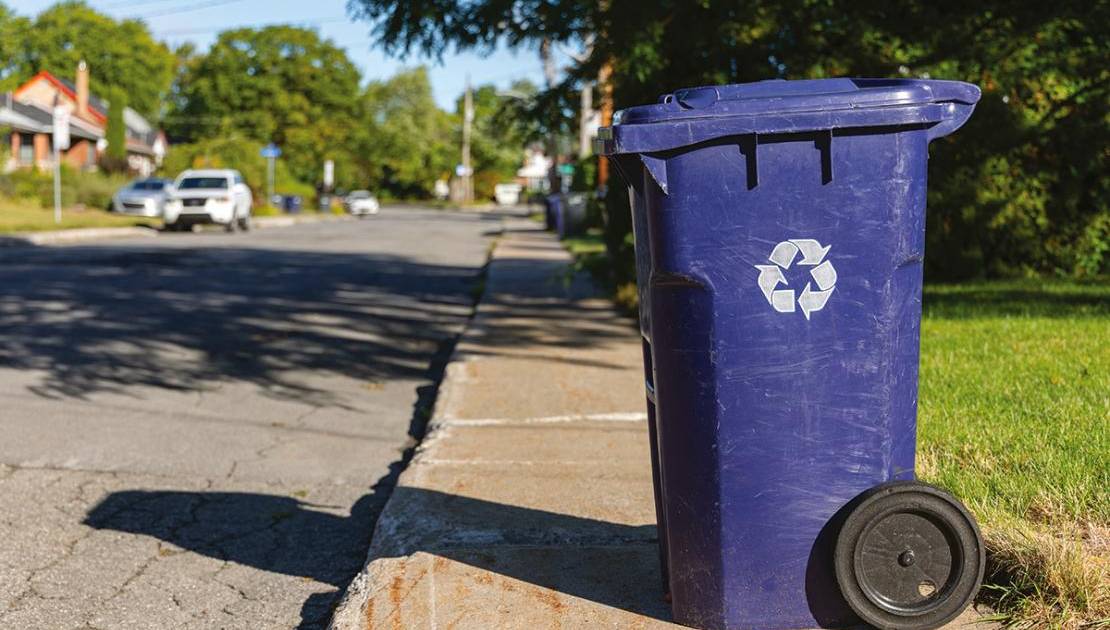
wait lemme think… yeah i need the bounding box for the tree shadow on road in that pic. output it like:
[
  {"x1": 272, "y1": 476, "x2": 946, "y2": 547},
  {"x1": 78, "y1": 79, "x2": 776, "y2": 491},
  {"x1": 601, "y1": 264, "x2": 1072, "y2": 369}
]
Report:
[
  {"x1": 0, "y1": 220, "x2": 636, "y2": 405},
  {"x1": 0, "y1": 240, "x2": 485, "y2": 405}
]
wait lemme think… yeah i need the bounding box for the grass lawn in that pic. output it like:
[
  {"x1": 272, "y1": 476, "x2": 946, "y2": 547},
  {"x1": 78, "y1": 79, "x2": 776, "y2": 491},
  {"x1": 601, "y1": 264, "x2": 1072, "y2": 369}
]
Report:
[
  {"x1": 0, "y1": 198, "x2": 155, "y2": 232},
  {"x1": 561, "y1": 226, "x2": 1108, "y2": 626},
  {"x1": 918, "y1": 280, "x2": 1108, "y2": 627}
]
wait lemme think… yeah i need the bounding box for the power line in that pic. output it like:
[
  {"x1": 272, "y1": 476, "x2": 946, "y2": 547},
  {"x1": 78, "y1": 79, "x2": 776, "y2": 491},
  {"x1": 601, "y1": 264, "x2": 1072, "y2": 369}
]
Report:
[
  {"x1": 129, "y1": 0, "x2": 247, "y2": 19},
  {"x1": 154, "y1": 16, "x2": 350, "y2": 36},
  {"x1": 104, "y1": 0, "x2": 187, "y2": 9}
]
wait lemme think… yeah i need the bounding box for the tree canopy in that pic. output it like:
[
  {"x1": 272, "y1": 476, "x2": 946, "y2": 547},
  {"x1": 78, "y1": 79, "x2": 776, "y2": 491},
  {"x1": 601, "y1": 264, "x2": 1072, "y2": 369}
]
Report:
[
  {"x1": 167, "y1": 26, "x2": 364, "y2": 187},
  {"x1": 348, "y1": 0, "x2": 1110, "y2": 278},
  {"x1": 0, "y1": 1, "x2": 174, "y2": 120}
]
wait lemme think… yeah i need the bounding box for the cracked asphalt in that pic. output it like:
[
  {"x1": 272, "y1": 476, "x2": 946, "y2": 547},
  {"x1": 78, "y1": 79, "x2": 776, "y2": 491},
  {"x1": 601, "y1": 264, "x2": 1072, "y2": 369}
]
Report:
[{"x1": 0, "y1": 208, "x2": 496, "y2": 629}]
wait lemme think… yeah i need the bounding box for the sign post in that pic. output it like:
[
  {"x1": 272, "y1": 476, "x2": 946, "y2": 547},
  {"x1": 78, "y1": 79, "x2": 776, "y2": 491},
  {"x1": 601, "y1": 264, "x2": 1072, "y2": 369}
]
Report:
[
  {"x1": 260, "y1": 143, "x2": 282, "y2": 207},
  {"x1": 52, "y1": 106, "x2": 70, "y2": 225}
]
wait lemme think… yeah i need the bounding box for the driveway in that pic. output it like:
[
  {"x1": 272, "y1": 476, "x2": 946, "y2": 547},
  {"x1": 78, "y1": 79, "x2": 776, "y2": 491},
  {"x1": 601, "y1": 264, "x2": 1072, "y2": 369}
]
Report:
[{"x1": 0, "y1": 208, "x2": 495, "y2": 629}]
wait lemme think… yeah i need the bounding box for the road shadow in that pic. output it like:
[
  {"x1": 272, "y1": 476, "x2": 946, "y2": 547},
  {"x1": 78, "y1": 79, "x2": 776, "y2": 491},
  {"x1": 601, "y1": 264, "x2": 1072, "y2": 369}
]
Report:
[
  {"x1": 85, "y1": 488, "x2": 668, "y2": 628},
  {"x1": 0, "y1": 239, "x2": 489, "y2": 404},
  {"x1": 0, "y1": 220, "x2": 637, "y2": 403}
]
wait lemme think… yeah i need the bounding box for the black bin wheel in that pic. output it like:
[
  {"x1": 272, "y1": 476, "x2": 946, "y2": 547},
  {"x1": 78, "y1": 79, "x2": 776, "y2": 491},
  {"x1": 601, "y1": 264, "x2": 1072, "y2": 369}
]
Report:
[{"x1": 834, "y1": 481, "x2": 984, "y2": 629}]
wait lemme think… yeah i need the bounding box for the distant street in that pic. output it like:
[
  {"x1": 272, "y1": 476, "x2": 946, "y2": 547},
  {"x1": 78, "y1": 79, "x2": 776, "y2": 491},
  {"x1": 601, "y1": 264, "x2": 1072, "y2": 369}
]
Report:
[{"x1": 0, "y1": 208, "x2": 495, "y2": 629}]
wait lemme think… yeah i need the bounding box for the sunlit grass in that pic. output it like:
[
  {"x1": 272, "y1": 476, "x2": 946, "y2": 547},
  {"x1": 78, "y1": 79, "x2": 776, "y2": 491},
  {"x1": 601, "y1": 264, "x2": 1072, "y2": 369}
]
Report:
[
  {"x1": 918, "y1": 279, "x2": 1108, "y2": 627},
  {"x1": 0, "y1": 198, "x2": 153, "y2": 232}
]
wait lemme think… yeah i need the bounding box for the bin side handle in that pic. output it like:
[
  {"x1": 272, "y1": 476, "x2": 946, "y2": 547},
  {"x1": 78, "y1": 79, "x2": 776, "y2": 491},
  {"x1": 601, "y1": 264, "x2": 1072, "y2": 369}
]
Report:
[
  {"x1": 640, "y1": 154, "x2": 668, "y2": 195},
  {"x1": 923, "y1": 80, "x2": 981, "y2": 142}
]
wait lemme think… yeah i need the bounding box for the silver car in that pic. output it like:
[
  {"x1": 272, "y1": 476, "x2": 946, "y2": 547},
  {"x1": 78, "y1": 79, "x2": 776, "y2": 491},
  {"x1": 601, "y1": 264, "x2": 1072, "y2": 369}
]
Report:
[{"x1": 111, "y1": 178, "x2": 174, "y2": 218}]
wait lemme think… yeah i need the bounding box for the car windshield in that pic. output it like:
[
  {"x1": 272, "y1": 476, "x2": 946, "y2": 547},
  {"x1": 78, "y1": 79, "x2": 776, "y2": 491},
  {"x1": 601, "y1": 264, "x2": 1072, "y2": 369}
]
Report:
[
  {"x1": 349, "y1": 191, "x2": 371, "y2": 199},
  {"x1": 131, "y1": 180, "x2": 167, "y2": 191},
  {"x1": 178, "y1": 177, "x2": 228, "y2": 190}
]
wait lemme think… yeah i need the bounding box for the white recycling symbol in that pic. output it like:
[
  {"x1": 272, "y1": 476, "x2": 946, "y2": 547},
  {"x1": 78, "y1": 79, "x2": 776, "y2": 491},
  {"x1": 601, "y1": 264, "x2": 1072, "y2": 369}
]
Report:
[{"x1": 754, "y1": 239, "x2": 838, "y2": 320}]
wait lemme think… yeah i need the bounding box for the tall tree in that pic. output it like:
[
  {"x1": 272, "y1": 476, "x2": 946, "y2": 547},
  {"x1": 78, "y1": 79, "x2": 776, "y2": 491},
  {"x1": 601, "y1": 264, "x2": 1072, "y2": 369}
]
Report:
[
  {"x1": 0, "y1": 4, "x2": 31, "y2": 90},
  {"x1": 7, "y1": 2, "x2": 173, "y2": 120},
  {"x1": 348, "y1": 0, "x2": 1110, "y2": 278},
  {"x1": 168, "y1": 26, "x2": 362, "y2": 187},
  {"x1": 350, "y1": 67, "x2": 455, "y2": 197}
]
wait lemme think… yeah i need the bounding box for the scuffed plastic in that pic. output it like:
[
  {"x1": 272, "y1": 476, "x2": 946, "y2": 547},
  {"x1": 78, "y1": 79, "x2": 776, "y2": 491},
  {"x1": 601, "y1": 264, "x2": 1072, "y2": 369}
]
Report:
[{"x1": 601, "y1": 77, "x2": 980, "y2": 629}]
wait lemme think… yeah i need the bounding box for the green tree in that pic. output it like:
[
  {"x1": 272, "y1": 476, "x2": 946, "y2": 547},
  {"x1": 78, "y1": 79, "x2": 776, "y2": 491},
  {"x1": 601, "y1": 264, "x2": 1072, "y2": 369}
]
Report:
[
  {"x1": 4, "y1": 2, "x2": 173, "y2": 120},
  {"x1": 168, "y1": 26, "x2": 362, "y2": 188},
  {"x1": 0, "y1": 4, "x2": 31, "y2": 90},
  {"x1": 349, "y1": 0, "x2": 1109, "y2": 278},
  {"x1": 103, "y1": 86, "x2": 127, "y2": 171},
  {"x1": 350, "y1": 67, "x2": 455, "y2": 198}
]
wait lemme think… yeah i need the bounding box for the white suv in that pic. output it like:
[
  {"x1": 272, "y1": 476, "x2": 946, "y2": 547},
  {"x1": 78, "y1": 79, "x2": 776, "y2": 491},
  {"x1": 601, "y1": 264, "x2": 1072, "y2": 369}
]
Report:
[{"x1": 165, "y1": 169, "x2": 253, "y2": 232}]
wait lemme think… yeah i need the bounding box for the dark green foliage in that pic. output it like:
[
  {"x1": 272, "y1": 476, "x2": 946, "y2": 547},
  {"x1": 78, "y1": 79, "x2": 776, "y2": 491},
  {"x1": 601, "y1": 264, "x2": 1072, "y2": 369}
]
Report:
[{"x1": 349, "y1": 0, "x2": 1109, "y2": 279}]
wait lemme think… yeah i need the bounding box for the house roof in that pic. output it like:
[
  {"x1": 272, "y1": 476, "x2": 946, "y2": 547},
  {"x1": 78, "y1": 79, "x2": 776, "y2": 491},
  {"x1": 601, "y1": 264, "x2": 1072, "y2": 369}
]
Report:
[
  {"x1": 14, "y1": 70, "x2": 108, "y2": 125},
  {"x1": 58, "y1": 77, "x2": 110, "y2": 117},
  {"x1": 9, "y1": 71, "x2": 165, "y2": 151},
  {"x1": 1, "y1": 92, "x2": 52, "y2": 130}
]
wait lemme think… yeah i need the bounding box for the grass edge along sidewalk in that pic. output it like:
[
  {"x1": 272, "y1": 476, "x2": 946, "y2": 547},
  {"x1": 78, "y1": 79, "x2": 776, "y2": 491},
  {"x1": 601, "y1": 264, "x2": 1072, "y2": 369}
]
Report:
[{"x1": 564, "y1": 227, "x2": 1108, "y2": 628}]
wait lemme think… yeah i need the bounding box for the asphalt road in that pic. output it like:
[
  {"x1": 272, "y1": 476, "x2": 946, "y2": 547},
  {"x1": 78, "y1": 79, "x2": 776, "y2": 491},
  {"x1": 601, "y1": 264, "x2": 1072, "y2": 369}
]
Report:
[{"x1": 0, "y1": 208, "x2": 496, "y2": 629}]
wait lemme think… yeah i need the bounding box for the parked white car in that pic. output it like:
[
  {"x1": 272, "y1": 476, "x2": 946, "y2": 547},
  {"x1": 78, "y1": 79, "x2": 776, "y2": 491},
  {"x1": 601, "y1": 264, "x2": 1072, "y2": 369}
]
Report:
[
  {"x1": 344, "y1": 190, "x2": 380, "y2": 217},
  {"x1": 164, "y1": 169, "x2": 253, "y2": 232},
  {"x1": 111, "y1": 178, "x2": 174, "y2": 217}
]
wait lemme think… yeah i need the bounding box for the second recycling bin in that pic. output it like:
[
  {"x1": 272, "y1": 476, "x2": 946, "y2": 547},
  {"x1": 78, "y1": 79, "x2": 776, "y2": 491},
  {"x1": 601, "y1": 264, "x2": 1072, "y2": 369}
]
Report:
[{"x1": 600, "y1": 79, "x2": 985, "y2": 630}]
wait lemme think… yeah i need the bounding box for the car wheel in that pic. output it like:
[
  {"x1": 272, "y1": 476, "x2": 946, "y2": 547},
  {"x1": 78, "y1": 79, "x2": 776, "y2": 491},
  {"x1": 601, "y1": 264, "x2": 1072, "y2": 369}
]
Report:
[
  {"x1": 224, "y1": 216, "x2": 238, "y2": 233},
  {"x1": 238, "y1": 214, "x2": 252, "y2": 232}
]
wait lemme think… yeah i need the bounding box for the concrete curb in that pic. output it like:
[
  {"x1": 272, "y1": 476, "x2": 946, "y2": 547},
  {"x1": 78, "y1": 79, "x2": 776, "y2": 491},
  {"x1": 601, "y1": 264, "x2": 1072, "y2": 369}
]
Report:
[
  {"x1": 326, "y1": 220, "x2": 503, "y2": 630},
  {"x1": 0, "y1": 226, "x2": 159, "y2": 247}
]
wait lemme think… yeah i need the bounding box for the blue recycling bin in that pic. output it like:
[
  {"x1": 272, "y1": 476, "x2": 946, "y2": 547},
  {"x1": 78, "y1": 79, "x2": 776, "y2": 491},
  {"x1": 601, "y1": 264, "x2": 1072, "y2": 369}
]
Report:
[{"x1": 600, "y1": 79, "x2": 985, "y2": 630}]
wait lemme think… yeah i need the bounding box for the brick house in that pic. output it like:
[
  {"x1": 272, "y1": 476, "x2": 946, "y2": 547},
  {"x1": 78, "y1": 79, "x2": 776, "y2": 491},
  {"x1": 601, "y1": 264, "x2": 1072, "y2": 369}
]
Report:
[{"x1": 0, "y1": 61, "x2": 166, "y2": 175}]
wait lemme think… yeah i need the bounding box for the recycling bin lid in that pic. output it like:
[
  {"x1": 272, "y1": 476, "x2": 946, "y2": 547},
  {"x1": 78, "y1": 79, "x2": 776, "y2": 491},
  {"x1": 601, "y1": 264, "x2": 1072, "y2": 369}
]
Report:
[{"x1": 599, "y1": 78, "x2": 980, "y2": 155}]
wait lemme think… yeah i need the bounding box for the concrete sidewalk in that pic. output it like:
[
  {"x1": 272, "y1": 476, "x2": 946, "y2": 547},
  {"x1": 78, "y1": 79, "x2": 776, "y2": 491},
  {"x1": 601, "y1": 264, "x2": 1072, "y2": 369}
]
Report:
[{"x1": 329, "y1": 219, "x2": 995, "y2": 629}]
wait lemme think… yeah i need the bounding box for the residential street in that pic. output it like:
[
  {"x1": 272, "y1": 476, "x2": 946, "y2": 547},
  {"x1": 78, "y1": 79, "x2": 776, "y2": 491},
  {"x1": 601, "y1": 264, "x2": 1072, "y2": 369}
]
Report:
[{"x1": 0, "y1": 208, "x2": 495, "y2": 629}]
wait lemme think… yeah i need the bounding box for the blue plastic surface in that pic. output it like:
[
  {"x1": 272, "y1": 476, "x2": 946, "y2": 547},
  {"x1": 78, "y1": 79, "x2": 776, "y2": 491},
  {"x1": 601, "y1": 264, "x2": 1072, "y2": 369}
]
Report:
[{"x1": 600, "y1": 78, "x2": 980, "y2": 629}]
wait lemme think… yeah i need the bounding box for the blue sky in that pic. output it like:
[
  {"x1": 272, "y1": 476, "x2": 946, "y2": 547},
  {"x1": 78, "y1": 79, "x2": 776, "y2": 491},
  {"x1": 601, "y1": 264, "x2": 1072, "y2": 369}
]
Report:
[{"x1": 13, "y1": 0, "x2": 556, "y2": 110}]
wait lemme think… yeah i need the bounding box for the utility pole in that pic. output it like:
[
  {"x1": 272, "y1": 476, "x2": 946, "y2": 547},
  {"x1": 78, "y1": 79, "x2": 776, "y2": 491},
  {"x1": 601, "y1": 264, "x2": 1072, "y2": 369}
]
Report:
[{"x1": 461, "y1": 75, "x2": 473, "y2": 203}]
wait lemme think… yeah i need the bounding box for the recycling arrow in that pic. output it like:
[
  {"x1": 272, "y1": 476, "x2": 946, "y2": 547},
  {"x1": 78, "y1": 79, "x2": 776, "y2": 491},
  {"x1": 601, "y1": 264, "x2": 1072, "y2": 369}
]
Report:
[
  {"x1": 753, "y1": 238, "x2": 837, "y2": 319},
  {"x1": 799, "y1": 283, "x2": 833, "y2": 320},
  {"x1": 790, "y1": 239, "x2": 831, "y2": 265}
]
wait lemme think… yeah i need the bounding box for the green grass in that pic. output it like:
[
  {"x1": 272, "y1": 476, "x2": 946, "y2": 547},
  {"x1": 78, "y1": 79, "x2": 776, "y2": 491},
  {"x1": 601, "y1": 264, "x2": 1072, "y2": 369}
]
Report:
[
  {"x1": 918, "y1": 280, "x2": 1109, "y2": 627},
  {"x1": 562, "y1": 226, "x2": 1109, "y2": 626},
  {"x1": 0, "y1": 198, "x2": 154, "y2": 232}
]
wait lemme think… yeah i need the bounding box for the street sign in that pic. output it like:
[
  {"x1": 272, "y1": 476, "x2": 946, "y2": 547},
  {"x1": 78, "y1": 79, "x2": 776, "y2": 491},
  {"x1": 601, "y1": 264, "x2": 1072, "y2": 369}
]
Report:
[
  {"x1": 455, "y1": 164, "x2": 472, "y2": 177},
  {"x1": 52, "y1": 106, "x2": 70, "y2": 151},
  {"x1": 260, "y1": 143, "x2": 282, "y2": 159},
  {"x1": 323, "y1": 160, "x2": 334, "y2": 188}
]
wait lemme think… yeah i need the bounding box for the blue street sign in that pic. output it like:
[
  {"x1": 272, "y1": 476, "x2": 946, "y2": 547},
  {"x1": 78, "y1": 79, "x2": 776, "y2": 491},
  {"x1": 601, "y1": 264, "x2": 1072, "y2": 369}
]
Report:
[{"x1": 261, "y1": 143, "x2": 282, "y2": 159}]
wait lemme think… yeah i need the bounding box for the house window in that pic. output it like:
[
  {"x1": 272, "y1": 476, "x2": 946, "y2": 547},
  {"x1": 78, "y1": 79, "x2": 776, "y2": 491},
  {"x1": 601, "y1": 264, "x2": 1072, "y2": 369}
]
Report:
[
  {"x1": 85, "y1": 140, "x2": 97, "y2": 167},
  {"x1": 18, "y1": 133, "x2": 34, "y2": 165}
]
